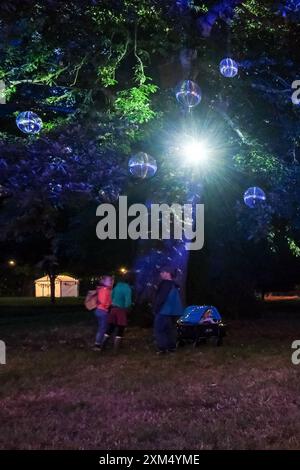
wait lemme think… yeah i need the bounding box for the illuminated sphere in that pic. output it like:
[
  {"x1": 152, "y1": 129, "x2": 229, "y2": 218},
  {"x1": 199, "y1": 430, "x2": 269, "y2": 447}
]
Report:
[
  {"x1": 128, "y1": 152, "x2": 157, "y2": 179},
  {"x1": 244, "y1": 187, "x2": 266, "y2": 208},
  {"x1": 175, "y1": 80, "x2": 202, "y2": 108},
  {"x1": 220, "y1": 58, "x2": 238, "y2": 78},
  {"x1": 16, "y1": 111, "x2": 43, "y2": 134}
]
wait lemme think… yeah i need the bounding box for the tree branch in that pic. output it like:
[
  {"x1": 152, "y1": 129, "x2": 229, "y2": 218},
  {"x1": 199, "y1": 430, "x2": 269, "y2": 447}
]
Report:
[
  {"x1": 134, "y1": 23, "x2": 145, "y2": 84},
  {"x1": 197, "y1": 0, "x2": 245, "y2": 37}
]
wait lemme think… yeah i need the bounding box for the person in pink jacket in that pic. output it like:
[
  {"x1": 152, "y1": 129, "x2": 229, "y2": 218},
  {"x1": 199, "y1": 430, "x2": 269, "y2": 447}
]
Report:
[{"x1": 93, "y1": 275, "x2": 113, "y2": 350}]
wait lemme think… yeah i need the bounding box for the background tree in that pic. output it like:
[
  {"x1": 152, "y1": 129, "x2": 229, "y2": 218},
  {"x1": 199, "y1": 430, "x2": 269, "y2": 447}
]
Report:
[{"x1": 1, "y1": 1, "x2": 300, "y2": 312}]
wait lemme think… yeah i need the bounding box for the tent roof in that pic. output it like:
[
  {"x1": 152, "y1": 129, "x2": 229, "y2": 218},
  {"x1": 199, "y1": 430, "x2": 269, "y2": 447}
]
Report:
[{"x1": 35, "y1": 274, "x2": 79, "y2": 283}]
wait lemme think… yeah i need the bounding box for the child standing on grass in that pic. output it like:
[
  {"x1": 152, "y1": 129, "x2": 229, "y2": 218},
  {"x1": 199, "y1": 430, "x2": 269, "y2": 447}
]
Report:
[
  {"x1": 93, "y1": 275, "x2": 113, "y2": 351},
  {"x1": 101, "y1": 274, "x2": 132, "y2": 353}
]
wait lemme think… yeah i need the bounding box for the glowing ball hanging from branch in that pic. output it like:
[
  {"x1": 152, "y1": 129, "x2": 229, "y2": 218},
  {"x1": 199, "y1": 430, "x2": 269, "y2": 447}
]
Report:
[
  {"x1": 175, "y1": 80, "x2": 202, "y2": 108},
  {"x1": 16, "y1": 111, "x2": 43, "y2": 134},
  {"x1": 220, "y1": 58, "x2": 238, "y2": 78},
  {"x1": 244, "y1": 187, "x2": 266, "y2": 208},
  {"x1": 128, "y1": 152, "x2": 157, "y2": 179}
]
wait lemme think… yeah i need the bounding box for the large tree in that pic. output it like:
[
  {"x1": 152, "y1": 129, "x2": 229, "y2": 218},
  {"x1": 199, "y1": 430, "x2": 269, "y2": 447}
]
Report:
[{"x1": 1, "y1": 1, "x2": 300, "y2": 309}]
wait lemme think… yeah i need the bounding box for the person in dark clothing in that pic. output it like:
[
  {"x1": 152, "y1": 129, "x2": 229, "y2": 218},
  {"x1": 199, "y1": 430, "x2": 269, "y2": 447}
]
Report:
[{"x1": 153, "y1": 266, "x2": 184, "y2": 354}]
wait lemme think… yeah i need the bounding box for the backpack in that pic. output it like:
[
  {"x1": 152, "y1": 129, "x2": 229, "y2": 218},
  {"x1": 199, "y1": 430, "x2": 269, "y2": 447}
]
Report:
[{"x1": 84, "y1": 289, "x2": 98, "y2": 311}]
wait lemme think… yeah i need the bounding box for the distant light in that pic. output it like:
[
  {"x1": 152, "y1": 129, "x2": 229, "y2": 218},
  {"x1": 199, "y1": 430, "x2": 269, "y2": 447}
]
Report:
[
  {"x1": 8, "y1": 260, "x2": 16, "y2": 267},
  {"x1": 182, "y1": 140, "x2": 211, "y2": 165},
  {"x1": 119, "y1": 267, "x2": 128, "y2": 275}
]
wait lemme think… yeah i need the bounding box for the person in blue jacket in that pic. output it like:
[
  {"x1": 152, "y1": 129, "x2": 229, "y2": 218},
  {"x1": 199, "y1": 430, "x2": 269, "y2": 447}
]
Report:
[{"x1": 153, "y1": 266, "x2": 184, "y2": 354}]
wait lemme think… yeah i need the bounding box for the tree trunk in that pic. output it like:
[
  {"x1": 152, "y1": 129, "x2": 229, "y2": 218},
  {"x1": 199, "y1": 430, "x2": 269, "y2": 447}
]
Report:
[
  {"x1": 134, "y1": 238, "x2": 190, "y2": 305},
  {"x1": 134, "y1": 182, "x2": 202, "y2": 307},
  {"x1": 49, "y1": 273, "x2": 56, "y2": 304}
]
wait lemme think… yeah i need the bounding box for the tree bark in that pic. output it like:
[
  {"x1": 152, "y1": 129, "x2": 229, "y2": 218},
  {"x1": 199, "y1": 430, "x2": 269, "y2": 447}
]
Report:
[
  {"x1": 134, "y1": 182, "x2": 202, "y2": 307},
  {"x1": 49, "y1": 273, "x2": 56, "y2": 304}
]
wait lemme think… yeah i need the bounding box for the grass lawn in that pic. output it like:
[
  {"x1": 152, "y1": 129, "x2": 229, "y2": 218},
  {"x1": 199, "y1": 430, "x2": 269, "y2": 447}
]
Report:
[{"x1": 0, "y1": 298, "x2": 300, "y2": 450}]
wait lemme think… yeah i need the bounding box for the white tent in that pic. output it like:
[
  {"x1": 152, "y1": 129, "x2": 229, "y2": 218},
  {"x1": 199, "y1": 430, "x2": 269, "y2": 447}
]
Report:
[{"x1": 35, "y1": 275, "x2": 79, "y2": 298}]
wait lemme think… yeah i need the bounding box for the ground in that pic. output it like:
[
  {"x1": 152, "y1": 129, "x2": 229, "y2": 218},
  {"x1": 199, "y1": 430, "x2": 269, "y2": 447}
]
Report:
[{"x1": 0, "y1": 298, "x2": 300, "y2": 450}]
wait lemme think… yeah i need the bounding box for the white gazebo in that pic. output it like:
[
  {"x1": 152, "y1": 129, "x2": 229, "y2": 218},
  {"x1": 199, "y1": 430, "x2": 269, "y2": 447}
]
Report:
[{"x1": 35, "y1": 275, "x2": 79, "y2": 298}]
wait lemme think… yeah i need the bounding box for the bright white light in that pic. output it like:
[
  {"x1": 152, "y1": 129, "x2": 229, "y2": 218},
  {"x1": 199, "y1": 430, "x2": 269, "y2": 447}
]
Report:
[{"x1": 182, "y1": 140, "x2": 210, "y2": 165}]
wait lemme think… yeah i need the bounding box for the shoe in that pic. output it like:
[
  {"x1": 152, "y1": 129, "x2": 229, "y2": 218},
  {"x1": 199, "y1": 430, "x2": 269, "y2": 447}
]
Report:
[
  {"x1": 99, "y1": 334, "x2": 110, "y2": 352},
  {"x1": 92, "y1": 344, "x2": 101, "y2": 351},
  {"x1": 168, "y1": 348, "x2": 177, "y2": 353}
]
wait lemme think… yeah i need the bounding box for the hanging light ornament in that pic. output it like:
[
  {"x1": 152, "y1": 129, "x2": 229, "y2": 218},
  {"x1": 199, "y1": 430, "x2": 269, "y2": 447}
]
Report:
[
  {"x1": 244, "y1": 187, "x2": 266, "y2": 208},
  {"x1": 219, "y1": 58, "x2": 238, "y2": 78},
  {"x1": 175, "y1": 80, "x2": 202, "y2": 108},
  {"x1": 128, "y1": 152, "x2": 157, "y2": 179},
  {"x1": 16, "y1": 111, "x2": 43, "y2": 134}
]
